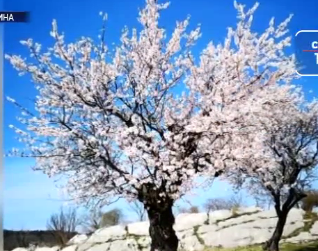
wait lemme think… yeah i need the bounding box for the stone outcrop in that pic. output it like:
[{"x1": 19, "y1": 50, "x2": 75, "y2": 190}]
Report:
[{"x1": 11, "y1": 207, "x2": 318, "y2": 251}]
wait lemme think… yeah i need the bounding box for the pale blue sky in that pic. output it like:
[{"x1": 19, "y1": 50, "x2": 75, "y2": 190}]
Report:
[{"x1": 3, "y1": 0, "x2": 318, "y2": 230}]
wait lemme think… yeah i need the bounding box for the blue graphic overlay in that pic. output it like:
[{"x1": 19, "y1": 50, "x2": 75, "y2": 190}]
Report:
[{"x1": 295, "y1": 30, "x2": 318, "y2": 76}]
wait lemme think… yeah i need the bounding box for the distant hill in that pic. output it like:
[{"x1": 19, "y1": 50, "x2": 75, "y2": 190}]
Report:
[{"x1": 4, "y1": 230, "x2": 77, "y2": 251}]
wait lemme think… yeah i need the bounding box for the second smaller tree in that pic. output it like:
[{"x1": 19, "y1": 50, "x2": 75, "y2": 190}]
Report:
[{"x1": 229, "y1": 97, "x2": 318, "y2": 251}]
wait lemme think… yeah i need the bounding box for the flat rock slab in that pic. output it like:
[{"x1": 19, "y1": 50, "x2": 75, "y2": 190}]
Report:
[
  {"x1": 236, "y1": 218, "x2": 275, "y2": 229},
  {"x1": 61, "y1": 245, "x2": 77, "y2": 251},
  {"x1": 208, "y1": 210, "x2": 233, "y2": 224},
  {"x1": 236, "y1": 206, "x2": 262, "y2": 215},
  {"x1": 86, "y1": 243, "x2": 111, "y2": 251},
  {"x1": 179, "y1": 235, "x2": 205, "y2": 251},
  {"x1": 77, "y1": 242, "x2": 95, "y2": 251},
  {"x1": 284, "y1": 231, "x2": 317, "y2": 243},
  {"x1": 175, "y1": 213, "x2": 208, "y2": 231},
  {"x1": 176, "y1": 229, "x2": 194, "y2": 240},
  {"x1": 250, "y1": 209, "x2": 277, "y2": 219},
  {"x1": 286, "y1": 209, "x2": 305, "y2": 222},
  {"x1": 87, "y1": 225, "x2": 127, "y2": 243},
  {"x1": 283, "y1": 221, "x2": 304, "y2": 237},
  {"x1": 108, "y1": 239, "x2": 139, "y2": 251},
  {"x1": 310, "y1": 221, "x2": 318, "y2": 235},
  {"x1": 137, "y1": 236, "x2": 151, "y2": 248},
  {"x1": 35, "y1": 248, "x2": 60, "y2": 251},
  {"x1": 200, "y1": 224, "x2": 273, "y2": 248},
  {"x1": 127, "y1": 221, "x2": 149, "y2": 236},
  {"x1": 217, "y1": 213, "x2": 258, "y2": 228},
  {"x1": 68, "y1": 234, "x2": 88, "y2": 245},
  {"x1": 197, "y1": 224, "x2": 219, "y2": 234}
]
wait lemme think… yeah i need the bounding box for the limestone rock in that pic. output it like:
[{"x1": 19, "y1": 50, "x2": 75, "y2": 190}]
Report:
[
  {"x1": 283, "y1": 221, "x2": 304, "y2": 237},
  {"x1": 61, "y1": 245, "x2": 77, "y2": 251},
  {"x1": 86, "y1": 243, "x2": 111, "y2": 251},
  {"x1": 108, "y1": 239, "x2": 139, "y2": 251},
  {"x1": 87, "y1": 225, "x2": 127, "y2": 243},
  {"x1": 77, "y1": 242, "x2": 95, "y2": 251},
  {"x1": 208, "y1": 210, "x2": 232, "y2": 224},
  {"x1": 217, "y1": 213, "x2": 256, "y2": 228},
  {"x1": 35, "y1": 247, "x2": 60, "y2": 251},
  {"x1": 127, "y1": 221, "x2": 149, "y2": 236},
  {"x1": 310, "y1": 221, "x2": 318, "y2": 235},
  {"x1": 174, "y1": 213, "x2": 208, "y2": 231},
  {"x1": 236, "y1": 206, "x2": 262, "y2": 215},
  {"x1": 176, "y1": 229, "x2": 194, "y2": 240},
  {"x1": 68, "y1": 234, "x2": 88, "y2": 245},
  {"x1": 284, "y1": 231, "x2": 317, "y2": 243},
  {"x1": 179, "y1": 235, "x2": 205, "y2": 251},
  {"x1": 252, "y1": 209, "x2": 277, "y2": 219},
  {"x1": 241, "y1": 218, "x2": 277, "y2": 229},
  {"x1": 197, "y1": 224, "x2": 219, "y2": 235},
  {"x1": 200, "y1": 224, "x2": 272, "y2": 248},
  {"x1": 286, "y1": 209, "x2": 305, "y2": 223},
  {"x1": 137, "y1": 236, "x2": 151, "y2": 248}
]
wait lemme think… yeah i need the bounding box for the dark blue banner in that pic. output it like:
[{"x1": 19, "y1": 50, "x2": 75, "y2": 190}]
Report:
[{"x1": 0, "y1": 12, "x2": 29, "y2": 22}]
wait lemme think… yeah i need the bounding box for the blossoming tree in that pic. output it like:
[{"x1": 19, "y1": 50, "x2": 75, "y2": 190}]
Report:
[
  {"x1": 227, "y1": 96, "x2": 318, "y2": 251},
  {"x1": 6, "y1": 0, "x2": 301, "y2": 250}
]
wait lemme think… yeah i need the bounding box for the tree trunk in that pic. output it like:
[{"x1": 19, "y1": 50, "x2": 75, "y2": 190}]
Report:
[
  {"x1": 263, "y1": 211, "x2": 288, "y2": 251},
  {"x1": 263, "y1": 188, "x2": 306, "y2": 251},
  {"x1": 138, "y1": 184, "x2": 178, "y2": 251},
  {"x1": 147, "y1": 201, "x2": 178, "y2": 251}
]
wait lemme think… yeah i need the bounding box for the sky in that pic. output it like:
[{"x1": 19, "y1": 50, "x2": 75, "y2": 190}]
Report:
[{"x1": 3, "y1": 0, "x2": 318, "y2": 230}]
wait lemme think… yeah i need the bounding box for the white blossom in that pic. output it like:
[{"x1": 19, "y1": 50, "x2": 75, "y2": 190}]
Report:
[{"x1": 5, "y1": 0, "x2": 305, "y2": 209}]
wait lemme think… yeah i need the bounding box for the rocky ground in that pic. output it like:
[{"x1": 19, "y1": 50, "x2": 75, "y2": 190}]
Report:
[{"x1": 11, "y1": 207, "x2": 318, "y2": 251}]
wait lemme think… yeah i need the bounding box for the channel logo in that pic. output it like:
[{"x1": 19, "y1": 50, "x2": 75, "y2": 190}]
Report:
[{"x1": 295, "y1": 30, "x2": 318, "y2": 76}]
